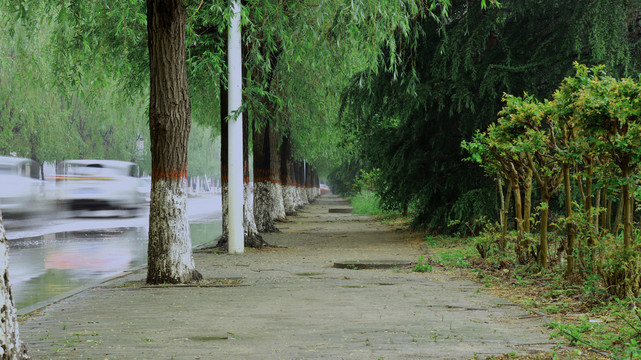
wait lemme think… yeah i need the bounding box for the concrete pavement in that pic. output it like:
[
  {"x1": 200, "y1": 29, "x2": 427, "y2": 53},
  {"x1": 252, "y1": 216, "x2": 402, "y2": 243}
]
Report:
[{"x1": 19, "y1": 195, "x2": 560, "y2": 359}]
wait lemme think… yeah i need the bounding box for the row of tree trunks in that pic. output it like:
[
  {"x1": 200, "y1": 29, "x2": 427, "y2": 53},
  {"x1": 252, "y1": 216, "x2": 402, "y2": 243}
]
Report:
[
  {"x1": 216, "y1": 71, "x2": 268, "y2": 249},
  {"x1": 253, "y1": 123, "x2": 321, "y2": 232}
]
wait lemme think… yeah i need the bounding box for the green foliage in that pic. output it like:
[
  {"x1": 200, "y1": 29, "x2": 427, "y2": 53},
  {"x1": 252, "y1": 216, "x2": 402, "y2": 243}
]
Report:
[
  {"x1": 551, "y1": 300, "x2": 641, "y2": 359},
  {"x1": 412, "y1": 255, "x2": 432, "y2": 273},
  {"x1": 187, "y1": 123, "x2": 221, "y2": 178},
  {"x1": 0, "y1": 12, "x2": 150, "y2": 167},
  {"x1": 340, "y1": 1, "x2": 641, "y2": 232},
  {"x1": 435, "y1": 248, "x2": 473, "y2": 268},
  {"x1": 349, "y1": 190, "x2": 385, "y2": 216}
]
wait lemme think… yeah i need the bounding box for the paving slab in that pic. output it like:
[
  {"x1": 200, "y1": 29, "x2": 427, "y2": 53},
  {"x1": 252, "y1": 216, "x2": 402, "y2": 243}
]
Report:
[{"x1": 19, "y1": 194, "x2": 560, "y2": 359}]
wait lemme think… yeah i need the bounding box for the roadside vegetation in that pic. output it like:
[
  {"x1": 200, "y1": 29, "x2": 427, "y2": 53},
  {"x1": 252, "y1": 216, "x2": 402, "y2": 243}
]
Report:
[
  {"x1": 346, "y1": 63, "x2": 641, "y2": 358},
  {"x1": 349, "y1": 185, "x2": 641, "y2": 358}
]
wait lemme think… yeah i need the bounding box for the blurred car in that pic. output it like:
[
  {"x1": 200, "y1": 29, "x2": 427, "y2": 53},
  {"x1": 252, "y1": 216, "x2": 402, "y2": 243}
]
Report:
[
  {"x1": 137, "y1": 176, "x2": 151, "y2": 203},
  {"x1": 0, "y1": 156, "x2": 45, "y2": 217},
  {"x1": 57, "y1": 160, "x2": 145, "y2": 214},
  {"x1": 320, "y1": 183, "x2": 330, "y2": 195}
]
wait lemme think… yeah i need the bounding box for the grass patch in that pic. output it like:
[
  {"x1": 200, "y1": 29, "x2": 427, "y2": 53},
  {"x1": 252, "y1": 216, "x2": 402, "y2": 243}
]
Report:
[
  {"x1": 412, "y1": 230, "x2": 641, "y2": 357},
  {"x1": 349, "y1": 190, "x2": 385, "y2": 216}
]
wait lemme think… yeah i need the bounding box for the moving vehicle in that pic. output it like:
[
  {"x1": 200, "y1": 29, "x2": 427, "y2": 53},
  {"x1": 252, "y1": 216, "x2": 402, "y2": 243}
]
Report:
[
  {"x1": 0, "y1": 156, "x2": 45, "y2": 217},
  {"x1": 57, "y1": 160, "x2": 145, "y2": 214}
]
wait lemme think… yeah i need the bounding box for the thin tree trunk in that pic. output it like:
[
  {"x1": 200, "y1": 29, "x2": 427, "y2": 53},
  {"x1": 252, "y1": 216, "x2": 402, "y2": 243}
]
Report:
[
  {"x1": 563, "y1": 164, "x2": 576, "y2": 276},
  {"x1": 623, "y1": 167, "x2": 632, "y2": 249},
  {"x1": 523, "y1": 169, "x2": 533, "y2": 233},
  {"x1": 594, "y1": 187, "x2": 601, "y2": 233},
  {"x1": 513, "y1": 176, "x2": 524, "y2": 239},
  {"x1": 603, "y1": 189, "x2": 608, "y2": 230},
  {"x1": 538, "y1": 194, "x2": 551, "y2": 269},
  {"x1": 615, "y1": 191, "x2": 624, "y2": 235},
  {"x1": 585, "y1": 161, "x2": 595, "y2": 246},
  {"x1": 606, "y1": 194, "x2": 612, "y2": 232},
  {"x1": 499, "y1": 178, "x2": 513, "y2": 250},
  {"x1": 146, "y1": 0, "x2": 201, "y2": 284}
]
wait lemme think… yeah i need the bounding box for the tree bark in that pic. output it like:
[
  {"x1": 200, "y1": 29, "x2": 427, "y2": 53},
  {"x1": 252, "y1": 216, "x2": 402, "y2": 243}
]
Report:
[
  {"x1": 563, "y1": 164, "x2": 576, "y2": 276},
  {"x1": 146, "y1": 0, "x2": 201, "y2": 284},
  {"x1": 220, "y1": 81, "x2": 229, "y2": 240},
  {"x1": 298, "y1": 161, "x2": 309, "y2": 205},
  {"x1": 269, "y1": 126, "x2": 286, "y2": 220},
  {"x1": 253, "y1": 123, "x2": 278, "y2": 232},
  {"x1": 243, "y1": 114, "x2": 267, "y2": 246},
  {"x1": 0, "y1": 215, "x2": 29, "y2": 359},
  {"x1": 280, "y1": 136, "x2": 297, "y2": 215},
  {"x1": 538, "y1": 197, "x2": 550, "y2": 269},
  {"x1": 523, "y1": 169, "x2": 532, "y2": 233},
  {"x1": 623, "y1": 166, "x2": 633, "y2": 249}
]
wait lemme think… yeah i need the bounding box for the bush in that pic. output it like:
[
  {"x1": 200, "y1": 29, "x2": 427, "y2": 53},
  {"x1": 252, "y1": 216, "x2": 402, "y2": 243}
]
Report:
[{"x1": 349, "y1": 190, "x2": 385, "y2": 216}]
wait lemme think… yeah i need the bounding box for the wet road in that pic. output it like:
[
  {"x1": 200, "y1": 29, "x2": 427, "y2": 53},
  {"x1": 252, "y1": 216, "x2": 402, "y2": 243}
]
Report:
[{"x1": 6, "y1": 195, "x2": 222, "y2": 311}]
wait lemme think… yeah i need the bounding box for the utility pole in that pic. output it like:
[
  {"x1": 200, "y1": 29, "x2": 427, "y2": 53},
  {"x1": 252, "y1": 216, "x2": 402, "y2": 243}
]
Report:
[{"x1": 227, "y1": 0, "x2": 244, "y2": 253}]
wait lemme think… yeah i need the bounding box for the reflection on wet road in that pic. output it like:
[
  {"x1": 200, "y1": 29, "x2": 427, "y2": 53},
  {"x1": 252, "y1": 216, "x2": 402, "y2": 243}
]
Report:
[
  {"x1": 10, "y1": 222, "x2": 221, "y2": 311},
  {"x1": 7, "y1": 195, "x2": 223, "y2": 311}
]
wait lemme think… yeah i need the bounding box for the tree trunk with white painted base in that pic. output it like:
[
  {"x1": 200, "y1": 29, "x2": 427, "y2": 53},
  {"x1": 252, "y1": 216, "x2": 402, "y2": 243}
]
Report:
[
  {"x1": 0, "y1": 213, "x2": 29, "y2": 359},
  {"x1": 280, "y1": 137, "x2": 297, "y2": 215},
  {"x1": 146, "y1": 0, "x2": 201, "y2": 284},
  {"x1": 253, "y1": 124, "x2": 279, "y2": 232},
  {"x1": 297, "y1": 162, "x2": 309, "y2": 206},
  {"x1": 243, "y1": 114, "x2": 268, "y2": 246},
  {"x1": 269, "y1": 127, "x2": 286, "y2": 221}
]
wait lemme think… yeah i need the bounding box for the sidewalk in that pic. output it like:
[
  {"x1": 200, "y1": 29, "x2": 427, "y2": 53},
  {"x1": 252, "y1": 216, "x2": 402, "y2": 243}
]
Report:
[{"x1": 19, "y1": 195, "x2": 559, "y2": 359}]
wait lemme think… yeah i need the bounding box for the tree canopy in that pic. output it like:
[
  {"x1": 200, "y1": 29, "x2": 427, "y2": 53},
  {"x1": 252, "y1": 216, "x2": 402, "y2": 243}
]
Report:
[{"x1": 337, "y1": 0, "x2": 641, "y2": 231}]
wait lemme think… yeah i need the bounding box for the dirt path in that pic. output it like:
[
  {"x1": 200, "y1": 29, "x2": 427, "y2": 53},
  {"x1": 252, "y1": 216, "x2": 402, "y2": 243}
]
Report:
[{"x1": 19, "y1": 195, "x2": 560, "y2": 359}]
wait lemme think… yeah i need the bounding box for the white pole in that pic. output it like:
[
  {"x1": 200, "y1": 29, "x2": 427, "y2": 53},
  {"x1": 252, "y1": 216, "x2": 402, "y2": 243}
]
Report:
[{"x1": 227, "y1": 0, "x2": 244, "y2": 254}]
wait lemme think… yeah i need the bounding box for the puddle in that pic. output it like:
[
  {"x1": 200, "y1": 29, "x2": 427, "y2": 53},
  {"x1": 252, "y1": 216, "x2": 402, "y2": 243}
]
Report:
[{"x1": 10, "y1": 221, "x2": 222, "y2": 311}]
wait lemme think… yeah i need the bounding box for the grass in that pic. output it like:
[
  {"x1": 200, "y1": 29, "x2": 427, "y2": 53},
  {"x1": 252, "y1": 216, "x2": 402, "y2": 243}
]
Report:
[
  {"x1": 349, "y1": 191, "x2": 387, "y2": 216},
  {"x1": 339, "y1": 190, "x2": 641, "y2": 357},
  {"x1": 419, "y1": 232, "x2": 641, "y2": 358}
]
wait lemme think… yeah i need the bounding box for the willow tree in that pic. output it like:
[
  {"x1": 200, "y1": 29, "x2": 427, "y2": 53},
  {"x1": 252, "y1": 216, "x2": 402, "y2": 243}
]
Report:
[{"x1": 145, "y1": 0, "x2": 201, "y2": 283}]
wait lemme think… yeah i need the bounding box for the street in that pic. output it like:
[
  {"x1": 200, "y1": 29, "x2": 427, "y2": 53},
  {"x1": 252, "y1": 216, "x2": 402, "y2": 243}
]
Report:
[{"x1": 6, "y1": 194, "x2": 222, "y2": 311}]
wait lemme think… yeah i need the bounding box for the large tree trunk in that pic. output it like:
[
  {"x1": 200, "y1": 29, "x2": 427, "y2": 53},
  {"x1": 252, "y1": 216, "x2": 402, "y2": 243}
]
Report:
[
  {"x1": 0, "y1": 215, "x2": 29, "y2": 359},
  {"x1": 269, "y1": 127, "x2": 286, "y2": 220},
  {"x1": 253, "y1": 123, "x2": 278, "y2": 232},
  {"x1": 146, "y1": 0, "x2": 201, "y2": 284},
  {"x1": 297, "y1": 161, "x2": 309, "y2": 206},
  {"x1": 243, "y1": 114, "x2": 268, "y2": 247},
  {"x1": 280, "y1": 136, "x2": 297, "y2": 215}
]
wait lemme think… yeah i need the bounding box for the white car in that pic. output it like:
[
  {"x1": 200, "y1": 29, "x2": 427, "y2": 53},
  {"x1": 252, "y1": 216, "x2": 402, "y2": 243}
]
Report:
[
  {"x1": 0, "y1": 156, "x2": 45, "y2": 217},
  {"x1": 58, "y1": 160, "x2": 145, "y2": 214}
]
